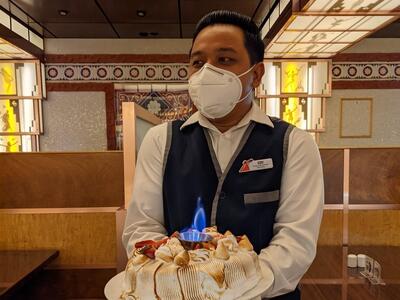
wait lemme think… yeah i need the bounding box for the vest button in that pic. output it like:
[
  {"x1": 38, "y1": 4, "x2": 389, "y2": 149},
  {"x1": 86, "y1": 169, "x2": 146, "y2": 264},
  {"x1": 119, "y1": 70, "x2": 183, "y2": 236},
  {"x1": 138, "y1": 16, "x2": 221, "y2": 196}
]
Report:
[{"x1": 220, "y1": 191, "x2": 226, "y2": 199}]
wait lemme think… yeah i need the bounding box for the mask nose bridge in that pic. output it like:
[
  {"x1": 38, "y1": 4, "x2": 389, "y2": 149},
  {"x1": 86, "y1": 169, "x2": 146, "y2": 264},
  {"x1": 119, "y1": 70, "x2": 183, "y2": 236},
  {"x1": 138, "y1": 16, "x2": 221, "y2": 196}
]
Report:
[{"x1": 203, "y1": 63, "x2": 226, "y2": 76}]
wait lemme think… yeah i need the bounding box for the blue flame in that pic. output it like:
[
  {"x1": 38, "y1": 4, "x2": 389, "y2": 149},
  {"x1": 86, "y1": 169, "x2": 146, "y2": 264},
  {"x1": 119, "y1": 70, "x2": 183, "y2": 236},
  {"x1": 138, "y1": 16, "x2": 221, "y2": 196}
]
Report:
[
  {"x1": 191, "y1": 197, "x2": 206, "y2": 232},
  {"x1": 179, "y1": 197, "x2": 208, "y2": 242}
]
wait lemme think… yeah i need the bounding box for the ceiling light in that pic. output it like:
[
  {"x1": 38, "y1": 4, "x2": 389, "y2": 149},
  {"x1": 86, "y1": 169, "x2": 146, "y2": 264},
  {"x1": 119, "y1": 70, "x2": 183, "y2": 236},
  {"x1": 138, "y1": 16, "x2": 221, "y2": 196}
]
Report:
[
  {"x1": 137, "y1": 10, "x2": 146, "y2": 17},
  {"x1": 307, "y1": 0, "x2": 400, "y2": 12},
  {"x1": 58, "y1": 10, "x2": 69, "y2": 16},
  {"x1": 262, "y1": 0, "x2": 400, "y2": 59}
]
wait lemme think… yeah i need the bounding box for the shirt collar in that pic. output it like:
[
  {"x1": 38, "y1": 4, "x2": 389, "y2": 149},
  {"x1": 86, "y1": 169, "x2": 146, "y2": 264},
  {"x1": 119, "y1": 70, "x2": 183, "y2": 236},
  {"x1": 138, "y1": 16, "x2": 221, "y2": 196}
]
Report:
[{"x1": 180, "y1": 102, "x2": 274, "y2": 131}]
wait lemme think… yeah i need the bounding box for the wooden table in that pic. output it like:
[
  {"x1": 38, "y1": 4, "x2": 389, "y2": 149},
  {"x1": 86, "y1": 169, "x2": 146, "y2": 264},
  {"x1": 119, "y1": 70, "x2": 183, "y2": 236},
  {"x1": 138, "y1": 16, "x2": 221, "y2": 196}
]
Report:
[
  {"x1": 0, "y1": 250, "x2": 59, "y2": 299},
  {"x1": 300, "y1": 246, "x2": 400, "y2": 300}
]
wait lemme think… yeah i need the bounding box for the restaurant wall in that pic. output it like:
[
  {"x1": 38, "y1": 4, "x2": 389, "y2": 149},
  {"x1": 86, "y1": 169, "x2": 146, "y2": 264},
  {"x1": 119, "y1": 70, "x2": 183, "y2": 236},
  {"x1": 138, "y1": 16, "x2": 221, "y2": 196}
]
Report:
[
  {"x1": 318, "y1": 38, "x2": 400, "y2": 147},
  {"x1": 44, "y1": 38, "x2": 191, "y2": 151},
  {"x1": 319, "y1": 89, "x2": 400, "y2": 148},
  {"x1": 44, "y1": 38, "x2": 192, "y2": 54},
  {"x1": 341, "y1": 38, "x2": 400, "y2": 53},
  {"x1": 42, "y1": 38, "x2": 399, "y2": 151},
  {"x1": 41, "y1": 91, "x2": 108, "y2": 151}
]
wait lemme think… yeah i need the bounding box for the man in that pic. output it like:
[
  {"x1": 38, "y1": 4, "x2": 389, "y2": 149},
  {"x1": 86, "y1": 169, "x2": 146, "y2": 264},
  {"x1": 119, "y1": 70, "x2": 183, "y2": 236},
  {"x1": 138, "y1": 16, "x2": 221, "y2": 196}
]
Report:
[{"x1": 123, "y1": 10, "x2": 324, "y2": 299}]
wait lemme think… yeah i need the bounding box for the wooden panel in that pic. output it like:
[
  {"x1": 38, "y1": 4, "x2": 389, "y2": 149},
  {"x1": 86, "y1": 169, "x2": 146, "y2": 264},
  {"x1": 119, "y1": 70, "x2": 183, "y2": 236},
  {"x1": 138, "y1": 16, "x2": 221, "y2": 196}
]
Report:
[
  {"x1": 13, "y1": 268, "x2": 116, "y2": 299},
  {"x1": 116, "y1": 208, "x2": 128, "y2": 272},
  {"x1": 300, "y1": 284, "x2": 341, "y2": 300},
  {"x1": 123, "y1": 103, "x2": 161, "y2": 208},
  {"x1": 349, "y1": 149, "x2": 400, "y2": 204},
  {"x1": 320, "y1": 149, "x2": 344, "y2": 204},
  {"x1": 303, "y1": 246, "x2": 343, "y2": 280},
  {"x1": 0, "y1": 250, "x2": 58, "y2": 297},
  {"x1": 0, "y1": 213, "x2": 116, "y2": 266},
  {"x1": 349, "y1": 210, "x2": 400, "y2": 246},
  {"x1": 0, "y1": 152, "x2": 124, "y2": 208},
  {"x1": 318, "y1": 210, "x2": 343, "y2": 246},
  {"x1": 347, "y1": 284, "x2": 400, "y2": 300}
]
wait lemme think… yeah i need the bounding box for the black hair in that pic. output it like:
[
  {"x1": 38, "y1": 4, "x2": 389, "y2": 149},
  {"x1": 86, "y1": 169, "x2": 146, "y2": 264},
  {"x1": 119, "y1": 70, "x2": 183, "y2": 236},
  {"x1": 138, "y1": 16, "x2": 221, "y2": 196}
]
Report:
[{"x1": 191, "y1": 10, "x2": 265, "y2": 64}]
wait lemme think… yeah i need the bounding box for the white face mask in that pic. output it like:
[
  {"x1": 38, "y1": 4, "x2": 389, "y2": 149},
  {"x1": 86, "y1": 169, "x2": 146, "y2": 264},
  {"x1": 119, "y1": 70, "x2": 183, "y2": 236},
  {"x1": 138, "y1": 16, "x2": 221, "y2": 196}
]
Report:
[{"x1": 188, "y1": 63, "x2": 254, "y2": 119}]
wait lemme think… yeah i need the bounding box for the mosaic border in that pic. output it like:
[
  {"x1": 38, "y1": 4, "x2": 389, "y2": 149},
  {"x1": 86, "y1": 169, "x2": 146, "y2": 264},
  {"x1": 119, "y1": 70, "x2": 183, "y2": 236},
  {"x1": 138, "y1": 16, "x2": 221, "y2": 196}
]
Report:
[
  {"x1": 332, "y1": 62, "x2": 400, "y2": 81},
  {"x1": 45, "y1": 63, "x2": 189, "y2": 82},
  {"x1": 45, "y1": 62, "x2": 400, "y2": 82}
]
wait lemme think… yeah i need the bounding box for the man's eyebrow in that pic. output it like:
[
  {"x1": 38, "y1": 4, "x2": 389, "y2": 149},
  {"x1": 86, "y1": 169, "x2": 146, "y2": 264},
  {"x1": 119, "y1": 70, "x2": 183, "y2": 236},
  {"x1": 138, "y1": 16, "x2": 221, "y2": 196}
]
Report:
[
  {"x1": 190, "y1": 47, "x2": 237, "y2": 58},
  {"x1": 217, "y1": 47, "x2": 237, "y2": 53},
  {"x1": 190, "y1": 50, "x2": 203, "y2": 58}
]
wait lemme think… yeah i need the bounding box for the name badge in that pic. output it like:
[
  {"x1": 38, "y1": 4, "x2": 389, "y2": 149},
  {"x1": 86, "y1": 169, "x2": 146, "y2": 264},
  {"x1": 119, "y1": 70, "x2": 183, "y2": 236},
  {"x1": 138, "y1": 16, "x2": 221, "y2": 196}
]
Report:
[{"x1": 239, "y1": 158, "x2": 273, "y2": 173}]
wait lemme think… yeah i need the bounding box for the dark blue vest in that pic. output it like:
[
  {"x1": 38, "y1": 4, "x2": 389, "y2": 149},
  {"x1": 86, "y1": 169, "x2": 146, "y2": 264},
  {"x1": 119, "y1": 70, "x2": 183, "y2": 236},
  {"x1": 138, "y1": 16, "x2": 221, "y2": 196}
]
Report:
[
  {"x1": 162, "y1": 118, "x2": 301, "y2": 299},
  {"x1": 163, "y1": 118, "x2": 292, "y2": 253}
]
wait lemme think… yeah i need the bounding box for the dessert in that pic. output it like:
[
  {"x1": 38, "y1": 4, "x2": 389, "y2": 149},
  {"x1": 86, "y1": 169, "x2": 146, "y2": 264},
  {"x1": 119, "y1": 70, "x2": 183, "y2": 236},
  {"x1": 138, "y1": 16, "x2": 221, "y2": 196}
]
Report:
[{"x1": 121, "y1": 227, "x2": 262, "y2": 300}]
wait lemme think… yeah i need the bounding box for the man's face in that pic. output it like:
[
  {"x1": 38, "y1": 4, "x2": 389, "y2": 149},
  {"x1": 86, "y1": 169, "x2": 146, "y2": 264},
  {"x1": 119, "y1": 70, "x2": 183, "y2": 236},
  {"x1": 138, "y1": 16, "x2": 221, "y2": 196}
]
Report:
[{"x1": 189, "y1": 24, "x2": 262, "y2": 99}]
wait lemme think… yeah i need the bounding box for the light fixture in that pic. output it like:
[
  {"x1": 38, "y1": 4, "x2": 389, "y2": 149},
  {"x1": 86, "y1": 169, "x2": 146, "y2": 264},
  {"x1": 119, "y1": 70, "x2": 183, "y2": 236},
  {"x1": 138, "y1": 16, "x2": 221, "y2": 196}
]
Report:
[
  {"x1": 261, "y1": 0, "x2": 400, "y2": 59},
  {"x1": 138, "y1": 32, "x2": 159, "y2": 37},
  {"x1": 137, "y1": 10, "x2": 146, "y2": 17},
  {"x1": 256, "y1": 59, "x2": 331, "y2": 132},
  {"x1": 58, "y1": 10, "x2": 69, "y2": 16},
  {"x1": 0, "y1": 38, "x2": 33, "y2": 58},
  {"x1": 0, "y1": 3, "x2": 44, "y2": 54}
]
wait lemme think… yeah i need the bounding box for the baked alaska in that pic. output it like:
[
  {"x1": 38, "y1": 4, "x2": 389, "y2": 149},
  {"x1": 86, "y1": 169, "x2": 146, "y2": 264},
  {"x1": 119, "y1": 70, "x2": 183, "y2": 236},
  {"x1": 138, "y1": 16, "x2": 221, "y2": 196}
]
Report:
[{"x1": 121, "y1": 227, "x2": 262, "y2": 300}]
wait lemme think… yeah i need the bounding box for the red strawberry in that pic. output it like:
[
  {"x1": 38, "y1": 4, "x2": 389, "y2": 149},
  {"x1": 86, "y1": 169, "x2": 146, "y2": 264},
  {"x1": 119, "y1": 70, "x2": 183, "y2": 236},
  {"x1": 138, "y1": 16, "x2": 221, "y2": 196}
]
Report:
[
  {"x1": 135, "y1": 240, "x2": 157, "y2": 249},
  {"x1": 143, "y1": 247, "x2": 156, "y2": 259}
]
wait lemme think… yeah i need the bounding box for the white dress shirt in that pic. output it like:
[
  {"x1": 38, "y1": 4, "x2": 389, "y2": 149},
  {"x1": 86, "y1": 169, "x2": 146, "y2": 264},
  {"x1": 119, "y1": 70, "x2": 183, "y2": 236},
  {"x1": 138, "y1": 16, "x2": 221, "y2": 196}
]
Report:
[{"x1": 122, "y1": 103, "x2": 324, "y2": 298}]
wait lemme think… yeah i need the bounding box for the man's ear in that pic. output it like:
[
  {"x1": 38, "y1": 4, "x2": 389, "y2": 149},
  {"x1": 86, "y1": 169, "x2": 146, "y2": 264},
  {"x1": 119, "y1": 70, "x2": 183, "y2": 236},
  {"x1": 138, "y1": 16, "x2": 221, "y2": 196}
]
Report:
[{"x1": 252, "y1": 62, "x2": 265, "y2": 88}]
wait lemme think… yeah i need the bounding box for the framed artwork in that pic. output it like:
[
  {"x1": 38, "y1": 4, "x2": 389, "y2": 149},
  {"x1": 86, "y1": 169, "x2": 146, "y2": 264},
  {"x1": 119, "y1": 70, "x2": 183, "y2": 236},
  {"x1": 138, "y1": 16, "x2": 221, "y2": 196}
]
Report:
[
  {"x1": 281, "y1": 61, "x2": 308, "y2": 94},
  {"x1": 340, "y1": 98, "x2": 373, "y2": 138},
  {"x1": 0, "y1": 63, "x2": 17, "y2": 96}
]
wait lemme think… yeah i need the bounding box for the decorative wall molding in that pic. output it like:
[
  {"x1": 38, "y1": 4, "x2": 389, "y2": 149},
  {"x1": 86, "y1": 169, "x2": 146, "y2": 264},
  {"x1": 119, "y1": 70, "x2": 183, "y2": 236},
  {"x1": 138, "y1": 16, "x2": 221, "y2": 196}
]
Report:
[
  {"x1": 45, "y1": 61, "x2": 400, "y2": 83},
  {"x1": 45, "y1": 53, "x2": 400, "y2": 91},
  {"x1": 332, "y1": 62, "x2": 400, "y2": 81},
  {"x1": 45, "y1": 63, "x2": 189, "y2": 82}
]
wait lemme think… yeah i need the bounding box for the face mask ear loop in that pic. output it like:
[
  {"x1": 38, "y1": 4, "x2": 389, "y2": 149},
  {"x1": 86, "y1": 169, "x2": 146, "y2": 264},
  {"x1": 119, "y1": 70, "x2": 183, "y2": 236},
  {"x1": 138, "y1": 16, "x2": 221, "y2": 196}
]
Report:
[
  {"x1": 237, "y1": 64, "x2": 256, "y2": 78},
  {"x1": 235, "y1": 88, "x2": 254, "y2": 105},
  {"x1": 235, "y1": 64, "x2": 256, "y2": 105}
]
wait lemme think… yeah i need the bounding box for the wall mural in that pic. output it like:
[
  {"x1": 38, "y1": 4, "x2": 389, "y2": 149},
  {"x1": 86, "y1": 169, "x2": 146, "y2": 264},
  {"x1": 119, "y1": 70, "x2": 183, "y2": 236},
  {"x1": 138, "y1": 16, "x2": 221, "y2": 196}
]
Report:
[
  {"x1": 0, "y1": 63, "x2": 19, "y2": 152},
  {"x1": 115, "y1": 89, "x2": 193, "y2": 150},
  {"x1": 0, "y1": 100, "x2": 20, "y2": 152}
]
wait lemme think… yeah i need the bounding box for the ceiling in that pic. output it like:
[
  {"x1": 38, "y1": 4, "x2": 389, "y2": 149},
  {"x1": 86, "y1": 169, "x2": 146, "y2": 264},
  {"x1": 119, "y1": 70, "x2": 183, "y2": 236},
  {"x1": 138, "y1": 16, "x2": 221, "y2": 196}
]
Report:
[
  {"x1": 0, "y1": 0, "x2": 397, "y2": 40},
  {"x1": 369, "y1": 17, "x2": 400, "y2": 38},
  {"x1": 7, "y1": 0, "x2": 262, "y2": 38}
]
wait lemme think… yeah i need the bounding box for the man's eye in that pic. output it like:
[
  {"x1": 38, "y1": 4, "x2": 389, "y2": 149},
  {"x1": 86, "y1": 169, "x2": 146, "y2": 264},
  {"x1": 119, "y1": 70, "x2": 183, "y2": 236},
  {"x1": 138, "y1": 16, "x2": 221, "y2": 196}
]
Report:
[
  {"x1": 192, "y1": 60, "x2": 204, "y2": 68},
  {"x1": 219, "y1": 57, "x2": 235, "y2": 64}
]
